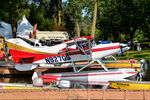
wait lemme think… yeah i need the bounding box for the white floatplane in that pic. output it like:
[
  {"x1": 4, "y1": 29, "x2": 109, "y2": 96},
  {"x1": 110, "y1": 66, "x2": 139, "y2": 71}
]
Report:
[
  {"x1": 7, "y1": 35, "x2": 144, "y2": 87},
  {"x1": 7, "y1": 36, "x2": 120, "y2": 71}
]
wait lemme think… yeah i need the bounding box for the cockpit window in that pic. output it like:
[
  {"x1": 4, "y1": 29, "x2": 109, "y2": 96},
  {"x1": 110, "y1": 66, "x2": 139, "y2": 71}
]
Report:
[
  {"x1": 19, "y1": 37, "x2": 35, "y2": 46},
  {"x1": 35, "y1": 43, "x2": 39, "y2": 46}
]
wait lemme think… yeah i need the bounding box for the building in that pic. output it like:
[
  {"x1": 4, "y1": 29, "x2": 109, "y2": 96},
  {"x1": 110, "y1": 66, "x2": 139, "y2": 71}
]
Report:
[
  {"x1": 36, "y1": 31, "x2": 69, "y2": 41},
  {"x1": 35, "y1": 31, "x2": 69, "y2": 46}
]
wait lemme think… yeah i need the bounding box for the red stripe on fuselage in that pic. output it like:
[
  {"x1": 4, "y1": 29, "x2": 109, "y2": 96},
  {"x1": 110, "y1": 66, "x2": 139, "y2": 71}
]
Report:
[
  {"x1": 66, "y1": 45, "x2": 120, "y2": 55},
  {"x1": 9, "y1": 45, "x2": 120, "y2": 63},
  {"x1": 92, "y1": 45, "x2": 120, "y2": 52}
]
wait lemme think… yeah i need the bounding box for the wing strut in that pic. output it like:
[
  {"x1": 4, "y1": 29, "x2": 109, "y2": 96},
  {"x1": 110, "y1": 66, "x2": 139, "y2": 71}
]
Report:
[
  {"x1": 75, "y1": 42, "x2": 91, "y2": 60},
  {"x1": 72, "y1": 59, "x2": 108, "y2": 73},
  {"x1": 77, "y1": 60, "x2": 94, "y2": 72},
  {"x1": 70, "y1": 39, "x2": 108, "y2": 72},
  {"x1": 72, "y1": 61, "x2": 77, "y2": 72},
  {"x1": 111, "y1": 55, "x2": 117, "y2": 60},
  {"x1": 96, "y1": 59, "x2": 108, "y2": 72}
]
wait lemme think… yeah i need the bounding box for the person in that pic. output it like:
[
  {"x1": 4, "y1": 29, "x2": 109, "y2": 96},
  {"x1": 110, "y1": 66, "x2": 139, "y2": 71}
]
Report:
[
  {"x1": 128, "y1": 40, "x2": 131, "y2": 46},
  {"x1": 29, "y1": 32, "x2": 32, "y2": 38},
  {"x1": 0, "y1": 48, "x2": 5, "y2": 61},
  {"x1": 137, "y1": 43, "x2": 142, "y2": 51}
]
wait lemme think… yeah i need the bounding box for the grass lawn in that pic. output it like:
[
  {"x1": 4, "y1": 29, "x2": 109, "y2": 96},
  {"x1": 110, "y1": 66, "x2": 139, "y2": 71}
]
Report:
[{"x1": 115, "y1": 49, "x2": 150, "y2": 61}]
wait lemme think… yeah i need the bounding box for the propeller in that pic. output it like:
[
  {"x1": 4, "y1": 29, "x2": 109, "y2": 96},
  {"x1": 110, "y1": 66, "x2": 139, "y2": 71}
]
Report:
[{"x1": 136, "y1": 59, "x2": 148, "y2": 81}]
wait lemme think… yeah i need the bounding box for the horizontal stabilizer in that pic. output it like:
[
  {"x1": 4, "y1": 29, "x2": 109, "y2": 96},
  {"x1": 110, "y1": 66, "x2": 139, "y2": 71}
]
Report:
[
  {"x1": 15, "y1": 64, "x2": 38, "y2": 71},
  {"x1": 18, "y1": 57, "x2": 35, "y2": 63},
  {"x1": 40, "y1": 75, "x2": 59, "y2": 83},
  {"x1": 40, "y1": 75, "x2": 59, "y2": 79}
]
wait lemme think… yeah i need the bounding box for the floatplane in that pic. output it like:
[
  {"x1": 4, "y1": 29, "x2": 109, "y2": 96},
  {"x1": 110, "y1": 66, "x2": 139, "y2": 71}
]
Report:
[
  {"x1": 6, "y1": 24, "x2": 146, "y2": 87},
  {"x1": 6, "y1": 34, "x2": 145, "y2": 88}
]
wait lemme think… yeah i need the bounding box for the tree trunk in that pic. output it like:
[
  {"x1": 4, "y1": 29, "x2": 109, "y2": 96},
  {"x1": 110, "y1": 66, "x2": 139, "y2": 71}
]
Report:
[
  {"x1": 118, "y1": 32, "x2": 121, "y2": 42},
  {"x1": 112, "y1": 31, "x2": 118, "y2": 42},
  {"x1": 53, "y1": 15, "x2": 57, "y2": 26},
  {"x1": 12, "y1": 25, "x2": 16, "y2": 38},
  {"x1": 91, "y1": 0, "x2": 98, "y2": 38},
  {"x1": 58, "y1": 0, "x2": 62, "y2": 26},
  {"x1": 76, "y1": 20, "x2": 80, "y2": 37},
  {"x1": 130, "y1": 27, "x2": 137, "y2": 49},
  {"x1": 113, "y1": 34, "x2": 117, "y2": 42}
]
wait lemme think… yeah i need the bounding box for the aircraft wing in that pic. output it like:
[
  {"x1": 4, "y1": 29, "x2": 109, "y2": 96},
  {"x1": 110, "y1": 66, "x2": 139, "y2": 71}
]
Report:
[{"x1": 66, "y1": 41, "x2": 76, "y2": 46}]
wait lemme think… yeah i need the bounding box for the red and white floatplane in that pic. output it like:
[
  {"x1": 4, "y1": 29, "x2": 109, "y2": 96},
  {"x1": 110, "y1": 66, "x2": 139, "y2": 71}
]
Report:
[{"x1": 7, "y1": 36, "x2": 143, "y2": 87}]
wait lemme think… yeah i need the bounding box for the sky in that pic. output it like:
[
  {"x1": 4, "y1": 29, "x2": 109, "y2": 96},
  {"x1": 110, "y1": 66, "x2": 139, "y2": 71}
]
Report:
[{"x1": 62, "y1": 0, "x2": 67, "y2": 2}]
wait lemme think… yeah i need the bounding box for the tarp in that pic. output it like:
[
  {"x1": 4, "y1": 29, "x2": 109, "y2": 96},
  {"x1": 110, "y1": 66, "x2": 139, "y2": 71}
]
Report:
[
  {"x1": 0, "y1": 21, "x2": 13, "y2": 38},
  {"x1": 17, "y1": 15, "x2": 33, "y2": 38}
]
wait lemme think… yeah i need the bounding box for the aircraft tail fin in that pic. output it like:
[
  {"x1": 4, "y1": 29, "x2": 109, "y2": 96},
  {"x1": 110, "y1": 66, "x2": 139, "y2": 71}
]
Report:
[
  {"x1": 8, "y1": 48, "x2": 35, "y2": 63},
  {"x1": 33, "y1": 24, "x2": 37, "y2": 39},
  {"x1": 32, "y1": 72, "x2": 38, "y2": 80},
  {"x1": 32, "y1": 71, "x2": 42, "y2": 80}
]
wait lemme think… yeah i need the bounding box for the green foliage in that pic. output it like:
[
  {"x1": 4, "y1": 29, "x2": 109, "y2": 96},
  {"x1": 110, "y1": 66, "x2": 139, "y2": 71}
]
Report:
[
  {"x1": 0, "y1": 0, "x2": 149, "y2": 40},
  {"x1": 65, "y1": 0, "x2": 85, "y2": 20},
  {"x1": 28, "y1": 0, "x2": 56, "y2": 31},
  {"x1": 63, "y1": 0, "x2": 89, "y2": 37},
  {"x1": 0, "y1": 0, "x2": 30, "y2": 25},
  {"x1": 134, "y1": 30, "x2": 145, "y2": 41},
  {"x1": 96, "y1": 0, "x2": 122, "y2": 41},
  {"x1": 96, "y1": 0, "x2": 150, "y2": 42}
]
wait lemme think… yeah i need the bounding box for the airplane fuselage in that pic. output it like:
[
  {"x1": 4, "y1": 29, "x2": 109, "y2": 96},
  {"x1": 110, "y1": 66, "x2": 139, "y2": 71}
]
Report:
[{"x1": 7, "y1": 38, "x2": 120, "y2": 64}]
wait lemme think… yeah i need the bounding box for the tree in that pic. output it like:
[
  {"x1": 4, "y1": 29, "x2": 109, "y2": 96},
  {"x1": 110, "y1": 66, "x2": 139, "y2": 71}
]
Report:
[
  {"x1": 0, "y1": 0, "x2": 30, "y2": 37},
  {"x1": 117, "y1": 0, "x2": 150, "y2": 48},
  {"x1": 46, "y1": 0, "x2": 62, "y2": 27},
  {"x1": 96, "y1": 0, "x2": 122, "y2": 41},
  {"x1": 91, "y1": 0, "x2": 98, "y2": 37},
  {"x1": 58, "y1": 0, "x2": 62, "y2": 26},
  {"x1": 64, "y1": 0, "x2": 87, "y2": 37},
  {"x1": 96, "y1": 0, "x2": 150, "y2": 43},
  {"x1": 28, "y1": 0, "x2": 57, "y2": 31}
]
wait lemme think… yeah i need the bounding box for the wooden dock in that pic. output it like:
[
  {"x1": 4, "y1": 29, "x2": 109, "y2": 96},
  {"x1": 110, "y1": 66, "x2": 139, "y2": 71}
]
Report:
[
  {"x1": 0, "y1": 60, "x2": 141, "y2": 75},
  {"x1": 0, "y1": 89, "x2": 150, "y2": 100}
]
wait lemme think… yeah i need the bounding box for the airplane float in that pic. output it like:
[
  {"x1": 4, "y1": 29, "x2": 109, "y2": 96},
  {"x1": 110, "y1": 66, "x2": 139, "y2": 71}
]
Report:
[{"x1": 6, "y1": 35, "x2": 145, "y2": 87}]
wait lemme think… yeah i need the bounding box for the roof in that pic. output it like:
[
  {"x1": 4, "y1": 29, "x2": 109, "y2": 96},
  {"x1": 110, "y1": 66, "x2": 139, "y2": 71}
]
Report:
[{"x1": 36, "y1": 31, "x2": 69, "y2": 40}]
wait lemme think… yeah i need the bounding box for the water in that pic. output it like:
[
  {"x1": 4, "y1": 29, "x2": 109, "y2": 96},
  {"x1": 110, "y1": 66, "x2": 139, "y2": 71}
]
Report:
[{"x1": 0, "y1": 78, "x2": 32, "y2": 83}]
